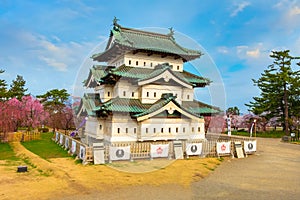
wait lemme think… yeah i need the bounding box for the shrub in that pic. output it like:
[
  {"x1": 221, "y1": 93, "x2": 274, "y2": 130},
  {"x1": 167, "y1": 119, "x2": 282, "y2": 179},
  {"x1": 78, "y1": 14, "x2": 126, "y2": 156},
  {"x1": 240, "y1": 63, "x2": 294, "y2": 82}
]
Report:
[{"x1": 38, "y1": 128, "x2": 49, "y2": 133}]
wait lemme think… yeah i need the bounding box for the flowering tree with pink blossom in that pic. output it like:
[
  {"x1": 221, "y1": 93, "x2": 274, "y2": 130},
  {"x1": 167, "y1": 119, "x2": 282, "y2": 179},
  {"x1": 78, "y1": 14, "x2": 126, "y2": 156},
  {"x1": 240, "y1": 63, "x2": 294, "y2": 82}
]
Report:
[
  {"x1": 204, "y1": 115, "x2": 226, "y2": 133},
  {"x1": 20, "y1": 95, "x2": 49, "y2": 130},
  {"x1": 0, "y1": 96, "x2": 48, "y2": 141},
  {"x1": 0, "y1": 98, "x2": 22, "y2": 132}
]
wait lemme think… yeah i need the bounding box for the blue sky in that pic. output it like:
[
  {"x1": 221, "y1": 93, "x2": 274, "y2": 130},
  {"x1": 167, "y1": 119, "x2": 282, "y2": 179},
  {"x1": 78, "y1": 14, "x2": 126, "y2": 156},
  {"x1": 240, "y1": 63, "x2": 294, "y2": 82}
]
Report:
[{"x1": 1, "y1": 0, "x2": 300, "y2": 114}]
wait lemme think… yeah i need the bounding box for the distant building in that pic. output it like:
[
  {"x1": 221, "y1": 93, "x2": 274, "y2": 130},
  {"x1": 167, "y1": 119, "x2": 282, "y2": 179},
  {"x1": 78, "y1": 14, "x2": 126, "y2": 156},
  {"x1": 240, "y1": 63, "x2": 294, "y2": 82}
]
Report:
[{"x1": 77, "y1": 19, "x2": 220, "y2": 145}]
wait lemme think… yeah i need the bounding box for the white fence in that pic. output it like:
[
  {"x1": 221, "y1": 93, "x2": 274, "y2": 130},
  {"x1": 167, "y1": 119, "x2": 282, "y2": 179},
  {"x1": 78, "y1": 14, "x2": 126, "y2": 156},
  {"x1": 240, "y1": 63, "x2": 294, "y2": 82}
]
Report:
[
  {"x1": 54, "y1": 132, "x2": 257, "y2": 164},
  {"x1": 54, "y1": 132, "x2": 93, "y2": 163}
]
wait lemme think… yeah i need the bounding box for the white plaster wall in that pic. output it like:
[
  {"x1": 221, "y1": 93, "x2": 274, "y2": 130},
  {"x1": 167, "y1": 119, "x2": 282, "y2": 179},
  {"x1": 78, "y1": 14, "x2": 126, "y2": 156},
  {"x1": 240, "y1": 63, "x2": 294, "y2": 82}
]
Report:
[
  {"x1": 140, "y1": 118, "x2": 205, "y2": 140},
  {"x1": 113, "y1": 80, "x2": 139, "y2": 99},
  {"x1": 107, "y1": 113, "x2": 138, "y2": 141},
  {"x1": 122, "y1": 52, "x2": 184, "y2": 71},
  {"x1": 85, "y1": 117, "x2": 98, "y2": 138},
  {"x1": 182, "y1": 88, "x2": 194, "y2": 101},
  {"x1": 141, "y1": 84, "x2": 182, "y2": 104},
  {"x1": 111, "y1": 113, "x2": 138, "y2": 134},
  {"x1": 95, "y1": 85, "x2": 113, "y2": 102}
]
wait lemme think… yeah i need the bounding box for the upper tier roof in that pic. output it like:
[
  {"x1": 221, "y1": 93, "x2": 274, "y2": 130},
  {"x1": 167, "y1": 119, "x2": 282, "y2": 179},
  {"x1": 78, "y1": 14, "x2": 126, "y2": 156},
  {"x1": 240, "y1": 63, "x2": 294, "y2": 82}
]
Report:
[
  {"x1": 85, "y1": 63, "x2": 211, "y2": 88},
  {"x1": 92, "y1": 21, "x2": 202, "y2": 62}
]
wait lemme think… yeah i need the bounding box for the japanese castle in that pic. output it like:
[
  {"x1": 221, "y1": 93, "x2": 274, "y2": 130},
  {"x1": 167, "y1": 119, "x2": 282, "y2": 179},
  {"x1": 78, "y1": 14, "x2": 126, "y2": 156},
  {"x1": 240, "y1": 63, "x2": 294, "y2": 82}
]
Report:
[{"x1": 78, "y1": 19, "x2": 220, "y2": 145}]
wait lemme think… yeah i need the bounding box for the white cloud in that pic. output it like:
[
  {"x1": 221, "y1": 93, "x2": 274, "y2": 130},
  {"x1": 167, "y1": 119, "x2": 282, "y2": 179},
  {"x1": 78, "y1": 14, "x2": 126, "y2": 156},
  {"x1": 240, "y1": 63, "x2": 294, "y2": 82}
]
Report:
[
  {"x1": 236, "y1": 43, "x2": 265, "y2": 59},
  {"x1": 39, "y1": 56, "x2": 68, "y2": 71},
  {"x1": 217, "y1": 46, "x2": 229, "y2": 54},
  {"x1": 230, "y1": 1, "x2": 251, "y2": 17},
  {"x1": 289, "y1": 6, "x2": 300, "y2": 15},
  {"x1": 272, "y1": 0, "x2": 300, "y2": 33},
  {"x1": 0, "y1": 28, "x2": 97, "y2": 76},
  {"x1": 246, "y1": 48, "x2": 260, "y2": 58},
  {"x1": 236, "y1": 45, "x2": 248, "y2": 55}
]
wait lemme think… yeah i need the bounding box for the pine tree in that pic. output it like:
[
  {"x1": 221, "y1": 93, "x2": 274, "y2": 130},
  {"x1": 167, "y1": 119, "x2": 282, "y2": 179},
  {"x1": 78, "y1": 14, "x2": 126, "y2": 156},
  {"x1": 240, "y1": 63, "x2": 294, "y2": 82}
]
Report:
[
  {"x1": 0, "y1": 69, "x2": 7, "y2": 100},
  {"x1": 246, "y1": 50, "x2": 300, "y2": 135},
  {"x1": 37, "y1": 89, "x2": 70, "y2": 132},
  {"x1": 8, "y1": 75, "x2": 28, "y2": 100}
]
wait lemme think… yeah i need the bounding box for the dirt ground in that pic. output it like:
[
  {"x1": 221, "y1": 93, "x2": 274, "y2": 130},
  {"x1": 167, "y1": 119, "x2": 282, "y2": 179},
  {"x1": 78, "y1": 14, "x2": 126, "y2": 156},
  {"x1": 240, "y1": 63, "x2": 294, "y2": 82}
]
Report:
[
  {"x1": 192, "y1": 138, "x2": 300, "y2": 200},
  {"x1": 1, "y1": 138, "x2": 299, "y2": 200},
  {"x1": 0, "y1": 142, "x2": 220, "y2": 200}
]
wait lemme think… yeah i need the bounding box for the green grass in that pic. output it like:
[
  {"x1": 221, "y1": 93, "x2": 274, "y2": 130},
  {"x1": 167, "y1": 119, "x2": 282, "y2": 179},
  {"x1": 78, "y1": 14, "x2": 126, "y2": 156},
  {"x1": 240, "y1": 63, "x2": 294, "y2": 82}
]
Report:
[
  {"x1": 0, "y1": 143, "x2": 19, "y2": 161},
  {"x1": 231, "y1": 130, "x2": 286, "y2": 138},
  {"x1": 21, "y1": 132, "x2": 70, "y2": 160}
]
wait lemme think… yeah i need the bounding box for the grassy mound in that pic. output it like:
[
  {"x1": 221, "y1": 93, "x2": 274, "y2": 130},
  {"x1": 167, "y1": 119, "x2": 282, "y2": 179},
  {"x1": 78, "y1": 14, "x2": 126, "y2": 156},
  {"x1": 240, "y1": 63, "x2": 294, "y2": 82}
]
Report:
[{"x1": 21, "y1": 132, "x2": 70, "y2": 160}]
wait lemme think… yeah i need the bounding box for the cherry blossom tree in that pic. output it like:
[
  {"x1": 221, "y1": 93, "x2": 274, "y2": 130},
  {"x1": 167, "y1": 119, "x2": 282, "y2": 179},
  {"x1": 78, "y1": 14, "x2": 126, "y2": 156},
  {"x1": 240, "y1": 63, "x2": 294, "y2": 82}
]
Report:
[
  {"x1": 60, "y1": 106, "x2": 75, "y2": 133},
  {"x1": 0, "y1": 96, "x2": 48, "y2": 141},
  {"x1": 205, "y1": 115, "x2": 226, "y2": 133},
  {"x1": 20, "y1": 95, "x2": 48, "y2": 130},
  {"x1": 0, "y1": 98, "x2": 22, "y2": 140}
]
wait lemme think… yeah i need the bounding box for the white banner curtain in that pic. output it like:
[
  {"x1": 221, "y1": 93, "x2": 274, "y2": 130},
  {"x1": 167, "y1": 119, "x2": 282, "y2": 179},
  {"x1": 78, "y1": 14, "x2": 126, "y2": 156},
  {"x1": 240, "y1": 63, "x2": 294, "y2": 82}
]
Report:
[
  {"x1": 150, "y1": 144, "x2": 169, "y2": 158},
  {"x1": 109, "y1": 146, "x2": 131, "y2": 161},
  {"x1": 64, "y1": 137, "x2": 69, "y2": 149},
  {"x1": 216, "y1": 141, "x2": 231, "y2": 154},
  {"x1": 186, "y1": 143, "x2": 202, "y2": 156},
  {"x1": 71, "y1": 140, "x2": 76, "y2": 154},
  {"x1": 244, "y1": 140, "x2": 257, "y2": 152},
  {"x1": 79, "y1": 145, "x2": 86, "y2": 160},
  {"x1": 59, "y1": 133, "x2": 64, "y2": 145},
  {"x1": 55, "y1": 132, "x2": 59, "y2": 142}
]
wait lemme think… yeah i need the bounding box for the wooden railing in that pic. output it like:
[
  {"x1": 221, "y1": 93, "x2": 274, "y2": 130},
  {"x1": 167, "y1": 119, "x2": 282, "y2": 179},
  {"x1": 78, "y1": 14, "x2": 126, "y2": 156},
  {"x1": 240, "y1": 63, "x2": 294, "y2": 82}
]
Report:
[{"x1": 0, "y1": 131, "x2": 41, "y2": 142}]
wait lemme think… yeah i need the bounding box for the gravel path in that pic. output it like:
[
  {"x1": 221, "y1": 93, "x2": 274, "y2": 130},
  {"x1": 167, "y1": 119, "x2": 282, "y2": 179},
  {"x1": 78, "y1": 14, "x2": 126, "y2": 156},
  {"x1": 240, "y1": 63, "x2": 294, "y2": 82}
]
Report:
[
  {"x1": 73, "y1": 138, "x2": 300, "y2": 200},
  {"x1": 192, "y1": 138, "x2": 300, "y2": 200}
]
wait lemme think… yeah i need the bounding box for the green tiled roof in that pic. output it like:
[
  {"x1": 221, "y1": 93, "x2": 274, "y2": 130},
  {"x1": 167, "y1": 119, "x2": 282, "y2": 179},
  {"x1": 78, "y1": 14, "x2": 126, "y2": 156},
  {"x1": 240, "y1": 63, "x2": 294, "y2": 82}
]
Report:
[
  {"x1": 92, "y1": 25, "x2": 202, "y2": 62},
  {"x1": 83, "y1": 93, "x2": 220, "y2": 118},
  {"x1": 84, "y1": 65, "x2": 109, "y2": 87},
  {"x1": 91, "y1": 65, "x2": 108, "y2": 82},
  {"x1": 112, "y1": 28, "x2": 201, "y2": 56},
  {"x1": 80, "y1": 93, "x2": 101, "y2": 116},
  {"x1": 99, "y1": 64, "x2": 210, "y2": 87},
  {"x1": 94, "y1": 98, "x2": 150, "y2": 113},
  {"x1": 110, "y1": 65, "x2": 152, "y2": 79},
  {"x1": 182, "y1": 100, "x2": 220, "y2": 115},
  {"x1": 132, "y1": 93, "x2": 179, "y2": 118}
]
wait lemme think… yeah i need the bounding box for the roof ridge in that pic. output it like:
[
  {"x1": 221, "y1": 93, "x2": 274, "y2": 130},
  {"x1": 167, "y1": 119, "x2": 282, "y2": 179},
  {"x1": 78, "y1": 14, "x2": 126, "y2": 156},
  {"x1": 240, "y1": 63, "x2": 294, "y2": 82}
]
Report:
[{"x1": 119, "y1": 26, "x2": 171, "y2": 39}]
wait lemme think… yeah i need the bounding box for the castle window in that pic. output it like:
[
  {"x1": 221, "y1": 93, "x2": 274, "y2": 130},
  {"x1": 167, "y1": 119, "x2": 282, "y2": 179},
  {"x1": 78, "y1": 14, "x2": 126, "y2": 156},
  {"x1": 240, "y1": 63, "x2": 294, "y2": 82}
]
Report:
[
  {"x1": 192, "y1": 127, "x2": 194, "y2": 132},
  {"x1": 153, "y1": 128, "x2": 156, "y2": 133},
  {"x1": 144, "y1": 62, "x2": 146, "y2": 66},
  {"x1": 136, "y1": 61, "x2": 138, "y2": 66},
  {"x1": 117, "y1": 128, "x2": 120, "y2": 134},
  {"x1": 132, "y1": 92, "x2": 134, "y2": 97},
  {"x1": 176, "y1": 127, "x2": 178, "y2": 133},
  {"x1": 177, "y1": 66, "x2": 180, "y2": 70},
  {"x1": 134, "y1": 128, "x2": 136, "y2": 134},
  {"x1": 198, "y1": 127, "x2": 201, "y2": 132},
  {"x1": 187, "y1": 94, "x2": 190, "y2": 100},
  {"x1": 107, "y1": 91, "x2": 110, "y2": 97},
  {"x1": 168, "y1": 128, "x2": 171, "y2": 133},
  {"x1": 146, "y1": 92, "x2": 149, "y2": 97},
  {"x1": 123, "y1": 91, "x2": 126, "y2": 97},
  {"x1": 150, "y1": 62, "x2": 153, "y2": 67},
  {"x1": 161, "y1": 128, "x2": 164, "y2": 133},
  {"x1": 146, "y1": 128, "x2": 148, "y2": 133},
  {"x1": 126, "y1": 128, "x2": 128, "y2": 134},
  {"x1": 183, "y1": 127, "x2": 185, "y2": 133},
  {"x1": 129, "y1": 60, "x2": 131, "y2": 65},
  {"x1": 154, "y1": 92, "x2": 156, "y2": 97},
  {"x1": 99, "y1": 125, "x2": 102, "y2": 130}
]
